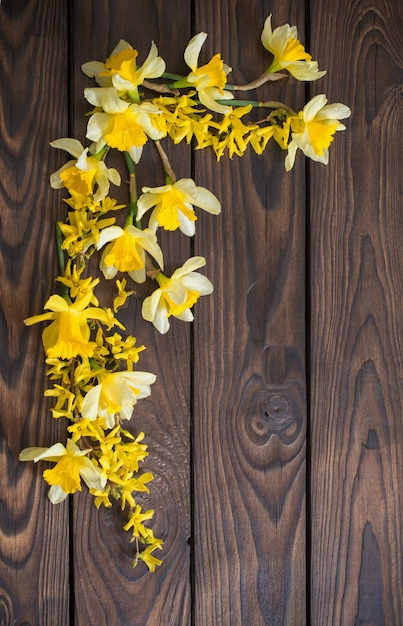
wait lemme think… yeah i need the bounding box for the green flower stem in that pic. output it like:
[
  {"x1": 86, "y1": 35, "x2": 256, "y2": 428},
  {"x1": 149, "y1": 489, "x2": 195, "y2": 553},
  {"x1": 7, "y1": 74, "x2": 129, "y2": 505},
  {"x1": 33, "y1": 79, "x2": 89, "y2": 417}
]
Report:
[
  {"x1": 162, "y1": 72, "x2": 186, "y2": 81},
  {"x1": 55, "y1": 222, "x2": 65, "y2": 274},
  {"x1": 55, "y1": 223, "x2": 69, "y2": 297},
  {"x1": 124, "y1": 152, "x2": 141, "y2": 229}
]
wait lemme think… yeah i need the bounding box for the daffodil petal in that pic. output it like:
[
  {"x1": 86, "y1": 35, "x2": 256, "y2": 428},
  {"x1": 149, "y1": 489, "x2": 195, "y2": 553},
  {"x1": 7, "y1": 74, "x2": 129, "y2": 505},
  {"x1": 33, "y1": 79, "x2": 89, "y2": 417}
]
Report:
[
  {"x1": 48, "y1": 484, "x2": 69, "y2": 504},
  {"x1": 171, "y1": 256, "x2": 206, "y2": 279},
  {"x1": 184, "y1": 32, "x2": 208, "y2": 71},
  {"x1": 96, "y1": 225, "x2": 125, "y2": 250},
  {"x1": 50, "y1": 138, "x2": 85, "y2": 158},
  {"x1": 19, "y1": 442, "x2": 67, "y2": 463}
]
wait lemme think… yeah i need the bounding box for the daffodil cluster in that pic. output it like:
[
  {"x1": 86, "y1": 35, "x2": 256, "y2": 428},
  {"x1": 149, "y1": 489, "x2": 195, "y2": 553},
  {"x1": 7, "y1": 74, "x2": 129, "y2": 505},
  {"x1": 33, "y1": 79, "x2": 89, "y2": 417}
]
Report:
[{"x1": 20, "y1": 15, "x2": 350, "y2": 572}]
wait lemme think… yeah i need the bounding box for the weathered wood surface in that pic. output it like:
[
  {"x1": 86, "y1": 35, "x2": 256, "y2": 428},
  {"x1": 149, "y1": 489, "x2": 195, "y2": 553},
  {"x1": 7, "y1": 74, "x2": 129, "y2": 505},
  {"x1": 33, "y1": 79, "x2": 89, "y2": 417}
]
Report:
[
  {"x1": 0, "y1": 0, "x2": 402, "y2": 624},
  {"x1": 0, "y1": 2, "x2": 70, "y2": 625},
  {"x1": 70, "y1": 2, "x2": 193, "y2": 625},
  {"x1": 309, "y1": 0, "x2": 403, "y2": 623},
  {"x1": 192, "y1": 3, "x2": 307, "y2": 625}
]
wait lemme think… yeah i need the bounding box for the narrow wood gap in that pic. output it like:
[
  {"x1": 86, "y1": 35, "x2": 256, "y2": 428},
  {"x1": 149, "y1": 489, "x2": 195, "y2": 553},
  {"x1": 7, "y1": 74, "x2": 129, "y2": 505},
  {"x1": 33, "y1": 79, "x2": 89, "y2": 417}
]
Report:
[
  {"x1": 189, "y1": 3, "x2": 196, "y2": 624},
  {"x1": 67, "y1": 2, "x2": 75, "y2": 624},
  {"x1": 305, "y1": 154, "x2": 312, "y2": 626},
  {"x1": 304, "y1": 2, "x2": 312, "y2": 623}
]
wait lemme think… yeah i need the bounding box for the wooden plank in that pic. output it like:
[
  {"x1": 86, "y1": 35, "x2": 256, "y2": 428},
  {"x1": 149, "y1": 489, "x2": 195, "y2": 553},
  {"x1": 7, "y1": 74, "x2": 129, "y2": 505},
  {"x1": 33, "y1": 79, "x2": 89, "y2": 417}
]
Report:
[
  {"x1": 0, "y1": 1, "x2": 70, "y2": 624},
  {"x1": 70, "y1": 2, "x2": 193, "y2": 624},
  {"x1": 193, "y1": 3, "x2": 307, "y2": 623},
  {"x1": 310, "y1": 0, "x2": 403, "y2": 622}
]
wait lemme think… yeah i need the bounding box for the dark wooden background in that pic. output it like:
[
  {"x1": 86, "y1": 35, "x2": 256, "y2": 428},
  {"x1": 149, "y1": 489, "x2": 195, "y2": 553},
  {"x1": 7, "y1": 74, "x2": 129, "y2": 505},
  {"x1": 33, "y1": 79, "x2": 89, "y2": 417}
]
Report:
[{"x1": 0, "y1": 0, "x2": 402, "y2": 624}]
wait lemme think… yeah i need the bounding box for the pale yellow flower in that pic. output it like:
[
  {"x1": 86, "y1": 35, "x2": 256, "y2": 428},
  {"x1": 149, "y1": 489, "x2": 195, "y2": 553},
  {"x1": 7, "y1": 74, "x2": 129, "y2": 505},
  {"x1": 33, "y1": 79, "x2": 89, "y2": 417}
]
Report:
[
  {"x1": 85, "y1": 88, "x2": 165, "y2": 162},
  {"x1": 285, "y1": 94, "x2": 351, "y2": 170},
  {"x1": 50, "y1": 139, "x2": 120, "y2": 201},
  {"x1": 81, "y1": 369, "x2": 156, "y2": 428},
  {"x1": 96, "y1": 224, "x2": 164, "y2": 283},
  {"x1": 24, "y1": 291, "x2": 115, "y2": 360},
  {"x1": 182, "y1": 33, "x2": 233, "y2": 114},
  {"x1": 142, "y1": 256, "x2": 213, "y2": 334},
  {"x1": 82, "y1": 40, "x2": 165, "y2": 95},
  {"x1": 261, "y1": 14, "x2": 326, "y2": 81},
  {"x1": 137, "y1": 178, "x2": 221, "y2": 236},
  {"x1": 19, "y1": 439, "x2": 106, "y2": 504}
]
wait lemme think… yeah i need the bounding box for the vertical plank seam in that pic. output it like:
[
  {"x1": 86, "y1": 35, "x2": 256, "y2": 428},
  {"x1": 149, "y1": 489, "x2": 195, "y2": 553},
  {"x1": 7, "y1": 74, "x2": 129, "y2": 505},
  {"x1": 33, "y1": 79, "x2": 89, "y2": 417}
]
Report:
[
  {"x1": 304, "y1": 0, "x2": 312, "y2": 623},
  {"x1": 190, "y1": 4, "x2": 196, "y2": 625},
  {"x1": 67, "y1": 2, "x2": 75, "y2": 625}
]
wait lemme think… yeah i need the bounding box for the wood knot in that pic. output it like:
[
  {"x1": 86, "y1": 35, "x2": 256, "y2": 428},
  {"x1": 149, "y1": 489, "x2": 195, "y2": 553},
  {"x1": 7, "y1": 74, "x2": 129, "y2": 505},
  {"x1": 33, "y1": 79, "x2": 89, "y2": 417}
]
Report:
[
  {"x1": 264, "y1": 394, "x2": 290, "y2": 424},
  {"x1": 242, "y1": 386, "x2": 304, "y2": 459}
]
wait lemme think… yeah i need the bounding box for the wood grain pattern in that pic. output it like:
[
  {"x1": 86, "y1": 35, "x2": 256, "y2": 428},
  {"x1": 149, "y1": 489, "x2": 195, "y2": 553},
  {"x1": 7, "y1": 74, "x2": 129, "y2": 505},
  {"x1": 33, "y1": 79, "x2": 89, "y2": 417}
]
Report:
[
  {"x1": 1, "y1": 0, "x2": 402, "y2": 624},
  {"x1": 192, "y1": 3, "x2": 307, "y2": 624},
  {"x1": 0, "y1": 1, "x2": 70, "y2": 624},
  {"x1": 309, "y1": 0, "x2": 403, "y2": 623},
  {"x1": 70, "y1": 2, "x2": 193, "y2": 624}
]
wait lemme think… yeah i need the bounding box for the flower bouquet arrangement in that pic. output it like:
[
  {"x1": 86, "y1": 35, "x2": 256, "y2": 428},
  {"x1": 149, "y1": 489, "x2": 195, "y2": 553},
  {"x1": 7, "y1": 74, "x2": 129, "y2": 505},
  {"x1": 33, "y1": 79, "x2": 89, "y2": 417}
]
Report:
[{"x1": 20, "y1": 15, "x2": 350, "y2": 571}]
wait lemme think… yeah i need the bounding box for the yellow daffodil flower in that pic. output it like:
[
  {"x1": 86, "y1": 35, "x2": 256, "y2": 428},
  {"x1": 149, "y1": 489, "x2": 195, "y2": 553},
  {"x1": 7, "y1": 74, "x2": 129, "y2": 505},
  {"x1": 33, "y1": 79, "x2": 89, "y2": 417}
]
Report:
[
  {"x1": 285, "y1": 94, "x2": 351, "y2": 170},
  {"x1": 81, "y1": 369, "x2": 156, "y2": 428},
  {"x1": 24, "y1": 291, "x2": 116, "y2": 360},
  {"x1": 50, "y1": 139, "x2": 120, "y2": 202},
  {"x1": 180, "y1": 32, "x2": 233, "y2": 114},
  {"x1": 82, "y1": 40, "x2": 165, "y2": 98},
  {"x1": 142, "y1": 256, "x2": 213, "y2": 334},
  {"x1": 19, "y1": 439, "x2": 106, "y2": 504},
  {"x1": 261, "y1": 14, "x2": 326, "y2": 81},
  {"x1": 96, "y1": 224, "x2": 164, "y2": 283},
  {"x1": 85, "y1": 88, "x2": 165, "y2": 162},
  {"x1": 137, "y1": 178, "x2": 221, "y2": 236}
]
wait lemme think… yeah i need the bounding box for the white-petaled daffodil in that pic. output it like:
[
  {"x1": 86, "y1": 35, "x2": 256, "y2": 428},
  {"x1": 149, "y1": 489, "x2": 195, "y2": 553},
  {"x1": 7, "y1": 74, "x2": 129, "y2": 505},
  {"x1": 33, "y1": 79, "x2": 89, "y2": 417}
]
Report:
[
  {"x1": 137, "y1": 178, "x2": 221, "y2": 236},
  {"x1": 142, "y1": 256, "x2": 213, "y2": 334},
  {"x1": 178, "y1": 32, "x2": 233, "y2": 114},
  {"x1": 285, "y1": 94, "x2": 351, "y2": 170},
  {"x1": 261, "y1": 14, "x2": 326, "y2": 81},
  {"x1": 81, "y1": 369, "x2": 156, "y2": 428},
  {"x1": 50, "y1": 138, "x2": 121, "y2": 202},
  {"x1": 82, "y1": 40, "x2": 165, "y2": 98},
  {"x1": 85, "y1": 87, "x2": 165, "y2": 163},
  {"x1": 96, "y1": 224, "x2": 164, "y2": 283}
]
